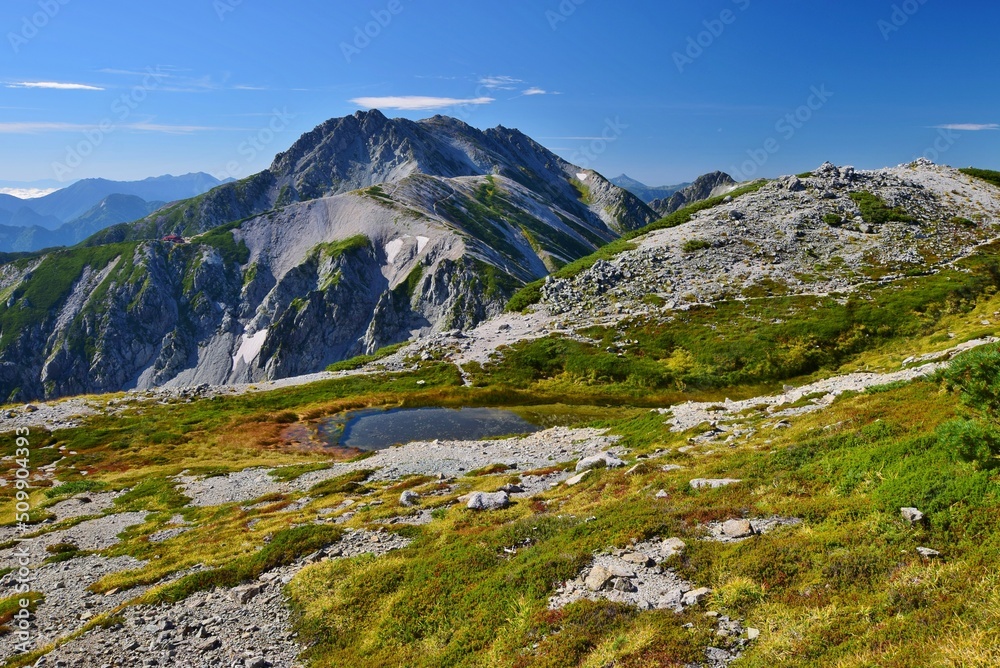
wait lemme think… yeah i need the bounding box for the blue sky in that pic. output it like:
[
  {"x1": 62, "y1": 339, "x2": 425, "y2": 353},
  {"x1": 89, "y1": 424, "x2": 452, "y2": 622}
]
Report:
[{"x1": 1, "y1": 0, "x2": 997, "y2": 189}]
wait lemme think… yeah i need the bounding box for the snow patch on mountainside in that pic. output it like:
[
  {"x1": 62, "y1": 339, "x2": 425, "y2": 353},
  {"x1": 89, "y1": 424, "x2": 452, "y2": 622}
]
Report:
[
  {"x1": 233, "y1": 329, "x2": 268, "y2": 367},
  {"x1": 385, "y1": 238, "x2": 405, "y2": 264}
]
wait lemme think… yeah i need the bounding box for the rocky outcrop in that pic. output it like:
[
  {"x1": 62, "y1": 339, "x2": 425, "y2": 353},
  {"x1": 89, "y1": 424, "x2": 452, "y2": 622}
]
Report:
[{"x1": 541, "y1": 161, "x2": 1000, "y2": 321}]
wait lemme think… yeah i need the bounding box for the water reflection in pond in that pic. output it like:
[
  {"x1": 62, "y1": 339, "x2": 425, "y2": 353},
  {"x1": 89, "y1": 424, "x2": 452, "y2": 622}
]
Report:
[{"x1": 318, "y1": 407, "x2": 541, "y2": 451}]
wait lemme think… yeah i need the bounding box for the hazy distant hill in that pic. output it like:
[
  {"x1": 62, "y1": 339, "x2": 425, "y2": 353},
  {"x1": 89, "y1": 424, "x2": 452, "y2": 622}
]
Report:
[
  {"x1": 0, "y1": 194, "x2": 166, "y2": 253},
  {"x1": 0, "y1": 173, "x2": 228, "y2": 251}
]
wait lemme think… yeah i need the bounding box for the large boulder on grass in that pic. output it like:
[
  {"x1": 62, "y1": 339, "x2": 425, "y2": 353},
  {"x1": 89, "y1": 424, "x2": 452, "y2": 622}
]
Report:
[{"x1": 467, "y1": 491, "x2": 510, "y2": 511}]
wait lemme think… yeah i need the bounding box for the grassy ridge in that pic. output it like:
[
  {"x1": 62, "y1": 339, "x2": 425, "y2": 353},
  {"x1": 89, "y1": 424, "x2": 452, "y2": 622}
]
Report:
[
  {"x1": 486, "y1": 247, "x2": 1000, "y2": 396},
  {"x1": 960, "y1": 167, "x2": 1000, "y2": 189},
  {"x1": 0, "y1": 243, "x2": 136, "y2": 351}
]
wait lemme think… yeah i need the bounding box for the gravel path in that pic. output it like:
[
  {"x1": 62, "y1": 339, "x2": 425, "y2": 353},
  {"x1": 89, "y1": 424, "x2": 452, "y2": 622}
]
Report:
[{"x1": 660, "y1": 337, "x2": 998, "y2": 434}]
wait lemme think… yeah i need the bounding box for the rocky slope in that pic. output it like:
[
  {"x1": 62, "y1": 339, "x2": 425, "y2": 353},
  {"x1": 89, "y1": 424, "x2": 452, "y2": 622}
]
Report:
[
  {"x1": 0, "y1": 112, "x2": 656, "y2": 401},
  {"x1": 377, "y1": 160, "x2": 1000, "y2": 373},
  {"x1": 541, "y1": 161, "x2": 1000, "y2": 322}
]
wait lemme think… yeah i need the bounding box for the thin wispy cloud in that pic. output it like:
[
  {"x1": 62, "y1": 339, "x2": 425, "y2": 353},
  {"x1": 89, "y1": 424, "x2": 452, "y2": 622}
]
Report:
[
  {"x1": 0, "y1": 121, "x2": 234, "y2": 134},
  {"x1": 99, "y1": 67, "x2": 268, "y2": 93},
  {"x1": 0, "y1": 122, "x2": 94, "y2": 133},
  {"x1": 351, "y1": 96, "x2": 495, "y2": 111},
  {"x1": 98, "y1": 68, "x2": 168, "y2": 76},
  {"x1": 128, "y1": 122, "x2": 225, "y2": 134},
  {"x1": 479, "y1": 75, "x2": 523, "y2": 90},
  {"x1": 478, "y1": 77, "x2": 557, "y2": 97},
  {"x1": 934, "y1": 123, "x2": 999, "y2": 131},
  {"x1": 7, "y1": 81, "x2": 104, "y2": 91}
]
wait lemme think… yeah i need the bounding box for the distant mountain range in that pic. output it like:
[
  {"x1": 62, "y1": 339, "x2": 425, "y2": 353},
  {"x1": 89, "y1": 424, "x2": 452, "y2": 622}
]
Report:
[
  {"x1": 609, "y1": 174, "x2": 689, "y2": 203},
  {"x1": 0, "y1": 173, "x2": 230, "y2": 252}
]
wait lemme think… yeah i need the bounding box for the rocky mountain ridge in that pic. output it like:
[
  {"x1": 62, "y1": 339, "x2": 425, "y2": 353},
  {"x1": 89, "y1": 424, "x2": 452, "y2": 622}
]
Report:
[
  {"x1": 540, "y1": 161, "x2": 1000, "y2": 322},
  {"x1": 649, "y1": 170, "x2": 737, "y2": 215},
  {"x1": 0, "y1": 111, "x2": 656, "y2": 401}
]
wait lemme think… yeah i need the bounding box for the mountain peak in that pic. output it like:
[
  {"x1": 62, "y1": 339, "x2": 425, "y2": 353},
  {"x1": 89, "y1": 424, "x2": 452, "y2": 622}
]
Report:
[{"x1": 353, "y1": 108, "x2": 387, "y2": 121}]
